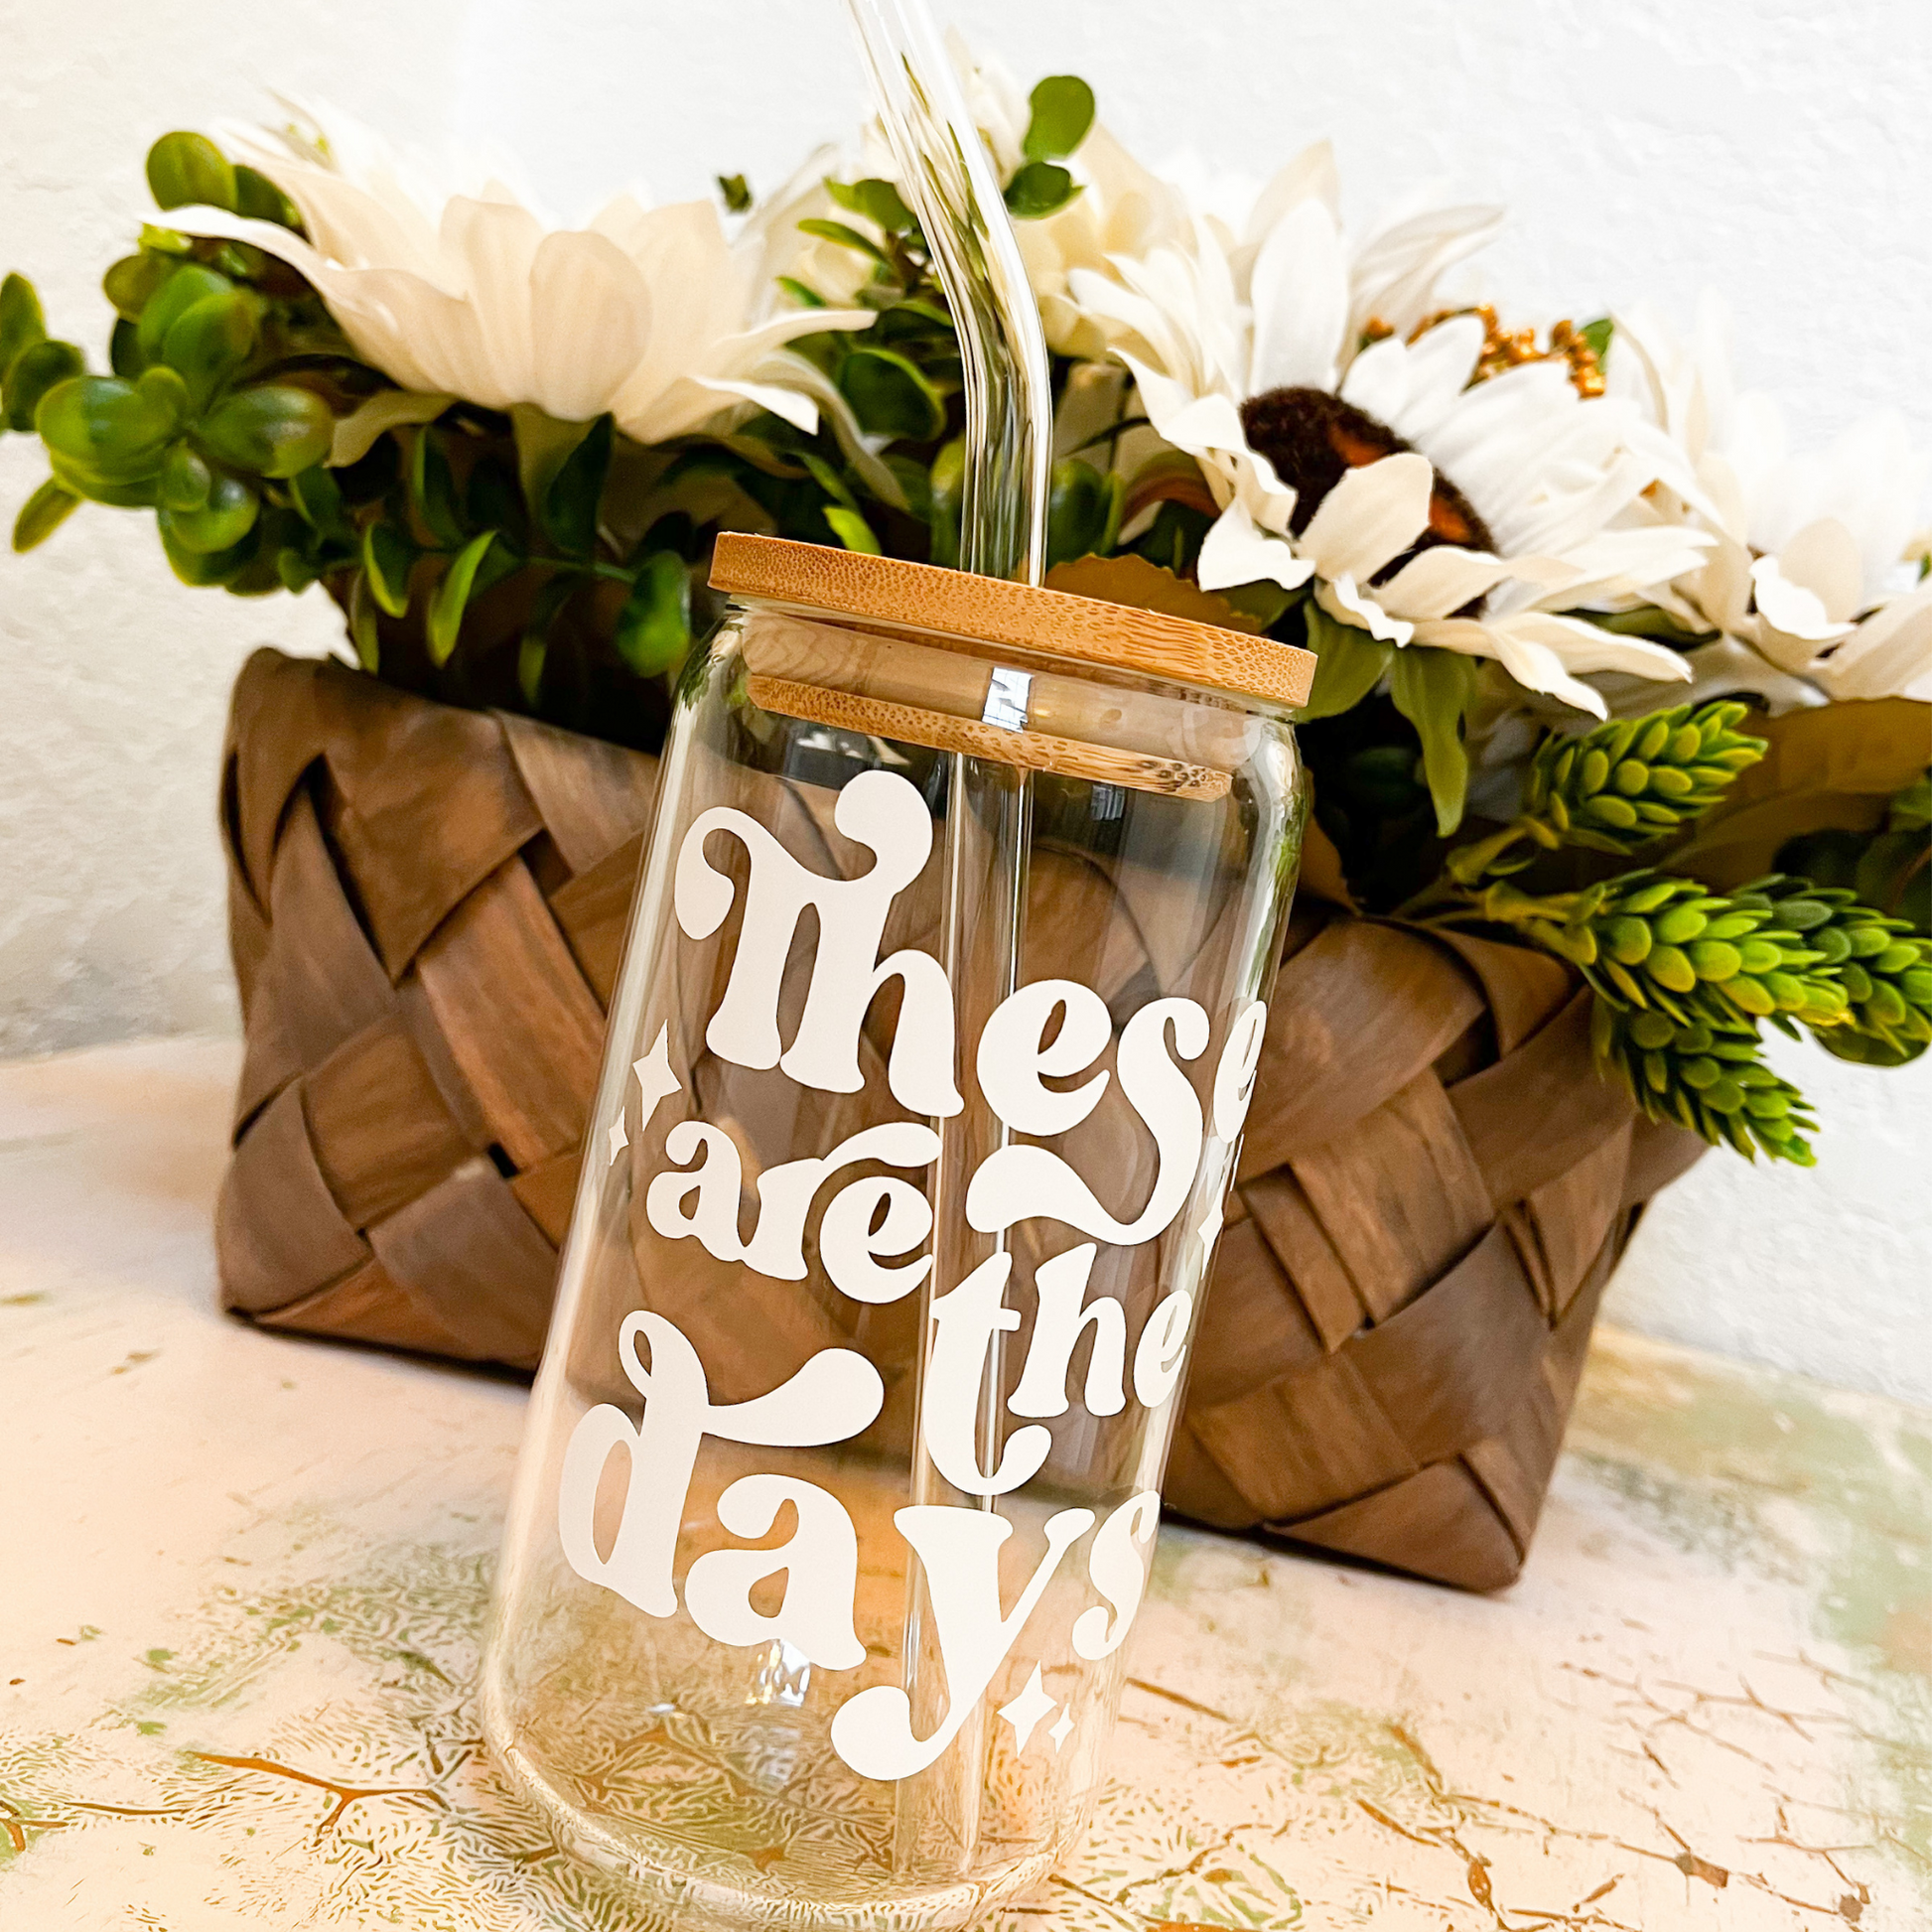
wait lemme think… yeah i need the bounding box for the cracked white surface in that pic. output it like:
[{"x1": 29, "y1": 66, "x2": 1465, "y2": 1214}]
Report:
[{"x1": 1, "y1": 1039, "x2": 1927, "y2": 1929}]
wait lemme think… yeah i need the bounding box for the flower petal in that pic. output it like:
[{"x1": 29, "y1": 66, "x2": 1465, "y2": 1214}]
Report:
[
  {"x1": 440, "y1": 196, "x2": 543, "y2": 405},
  {"x1": 1298, "y1": 451, "x2": 1433, "y2": 583},
  {"x1": 1319, "y1": 572, "x2": 1413, "y2": 645},
  {"x1": 526, "y1": 229, "x2": 651, "y2": 422},
  {"x1": 1248, "y1": 199, "x2": 1346, "y2": 394},
  {"x1": 692, "y1": 373, "x2": 817, "y2": 435},
  {"x1": 1374, "y1": 545, "x2": 1514, "y2": 621},
  {"x1": 1498, "y1": 611, "x2": 1695, "y2": 683},
  {"x1": 1197, "y1": 498, "x2": 1313, "y2": 594},
  {"x1": 1750, "y1": 555, "x2": 1852, "y2": 644},
  {"x1": 1417, "y1": 616, "x2": 1607, "y2": 716},
  {"x1": 1775, "y1": 516, "x2": 1865, "y2": 625},
  {"x1": 1814, "y1": 585, "x2": 1932, "y2": 700},
  {"x1": 1242, "y1": 140, "x2": 1340, "y2": 245}
]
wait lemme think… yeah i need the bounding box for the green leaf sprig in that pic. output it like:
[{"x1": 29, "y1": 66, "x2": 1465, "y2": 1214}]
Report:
[
  {"x1": 1423, "y1": 702, "x2": 1928, "y2": 1162},
  {"x1": 1591, "y1": 1002, "x2": 1819, "y2": 1165},
  {"x1": 1446, "y1": 700, "x2": 1768, "y2": 886}
]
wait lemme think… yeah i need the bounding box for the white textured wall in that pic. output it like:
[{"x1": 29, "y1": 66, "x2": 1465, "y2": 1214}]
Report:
[
  {"x1": 0, "y1": 2, "x2": 471, "y2": 1052},
  {"x1": 3, "y1": 1, "x2": 1927, "y2": 1400}
]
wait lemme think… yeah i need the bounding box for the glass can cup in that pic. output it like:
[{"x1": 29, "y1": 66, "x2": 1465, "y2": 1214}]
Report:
[{"x1": 482, "y1": 534, "x2": 1314, "y2": 1928}]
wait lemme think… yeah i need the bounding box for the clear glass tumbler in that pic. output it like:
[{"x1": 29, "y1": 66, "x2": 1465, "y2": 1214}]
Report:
[{"x1": 482, "y1": 533, "x2": 1311, "y2": 1928}]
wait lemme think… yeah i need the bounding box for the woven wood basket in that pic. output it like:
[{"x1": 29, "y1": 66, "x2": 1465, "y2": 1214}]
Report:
[{"x1": 217, "y1": 646, "x2": 1704, "y2": 1589}]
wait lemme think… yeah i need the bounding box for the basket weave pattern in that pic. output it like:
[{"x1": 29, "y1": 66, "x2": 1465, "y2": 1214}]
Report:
[
  {"x1": 218, "y1": 649, "x2": 1703, "y2": 1587},
  {"x1": 217, "y1": 648, "x2": 657, "y2": 1369},
  {"x1": 1162, "y1": 908, "x2": 1705, "y2": 1588}
]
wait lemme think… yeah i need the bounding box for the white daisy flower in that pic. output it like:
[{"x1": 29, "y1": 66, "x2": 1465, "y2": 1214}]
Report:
[
  {"x1": 1062, "y1": 158, "x2": 1713, "y2": 715},
  {"x1": 163, "y1": 97, "x2": 873, "y2": 442},
  {"x1": 1610, "y1": 298, "x2": 1932, "y2": 702}
]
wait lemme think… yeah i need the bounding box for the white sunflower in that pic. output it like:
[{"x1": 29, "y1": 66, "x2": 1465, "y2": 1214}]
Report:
[
  {"x1": 1062, "y1": 159, "x2": 1714, "y2": 715},
  {"x1": 166, "y1": 97, "x2": 873, "y2": 443},
  {"x1": 1609, "y1": 298, "x2": 1932, "y2": 703}
]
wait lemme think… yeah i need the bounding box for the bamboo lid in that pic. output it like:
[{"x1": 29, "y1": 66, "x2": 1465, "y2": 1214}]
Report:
[{"x1": 709, "y1": 533, "x2": 1315, "y2": 710}]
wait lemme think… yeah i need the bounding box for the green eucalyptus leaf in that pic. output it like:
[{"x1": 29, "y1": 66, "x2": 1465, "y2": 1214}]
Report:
[
  {"x1": 473, "y1": 533, "x2": 523, "y2": 600},
  {"x1": 1297, "y1": 600, "x2": 1392, "y2": 721},
  {"x1": 838, "y1": 345, "x2": 945, "y2": 441},
  {"x1": 614, "y1": 551, "x2": 692, "y2": 676},
  {"x1": 1388, "y1": 643, "x2": 1478, "y2": 836},
  {"x1": 1, "y1": 272, "x2": 48, "y2": 377},
  {"x1": 12, "y1": 477, "x2": 80, "y2": 552},
  {"x1": 824, "y1": 504, "x2": 882, "y2": 554},
  {"x1": 426, "y1": 530, "x2": 497, "y2": 666},
  {"x1": 541, "y1": 412, "x2": 613, "y2": 555},
  {"x1": 288, "y1": 462, "x2": 349, "y2": 540},
  {"x1": 135, "y1": 262, "x2": 232, "y2": 363},
  {"x1": 157, "y1": 442, "x2": 212, "y2": 511},
  {"x1": 35, "y1": 370, "x2": 178, "y2": 478},
  {"x1": 800, "y1": 450, "x2": 859, "y2": 511},
  {"x1": 885, "y1": 453, "x2": 933, "y2": 523},
  {"x1": 159, "y1": 511, "x2": 258, "y2": 586},
  {"x1": 102, "y1": 252, "x2": 176, "y2": 324},
  {"x1": 233, "y1": 165, "x2": 301, "y2": 228},
  {"x1": 328, "y1": 388, "x2": 453, "y2": 469},
  {"x1": 467, "y1": 452, "x2": 526, "y2": 546},
  {"x1": 138, "y1": 223, "x2": 193, "y2": 258},
  {"x1": 517, "y1": 633, "x2": 547, "y2": 708},
  {"x1": 362, "y1": 519, "x2": 418, "y2": 619},
  {"x1": 1023, "y1": 76, "x2": 1096, "y2": 161},
  {"x1": 618, "y1": 551, "x2": 694, "y2": 673},
  {"x1": 157, "y1": 472, "x2": 259, "y2": 554},
  {"x1": 777, "y1": 276, "x2": 827, "y2": 310},
  {"x1": 1581, "y1": 316, "x2": 1614, "y2": 362},
  {"x1": 108, "y1": 320, "x2": 145, "y2": 379},
  {"x1": 517, "y1": 572, "x2": 579, "y2": 707},
  {"x1": 716, "y1": 173, "x2": 753, "y2": 214},
  {"x1": 161, "y1": 290, "x2": 259, "y2": 407},
  {"x1": 136, "y1": 363, "x2": 192, "y2": 427},
  {"x1": 221, "y1": 506, "x2": 299, "y2": 596},
  {"x1": 146, "y1": 131, "x2": 235, "y2": 213},
  {"x1": 928, "y1": 436, "x2": 965, "y2": 569},
  {"x1": 349, "y1": 578, "x2": 381, "y2": 672},
  {"x1": 197, "y1": 384, "x2": 334, "y2": 478},
  {"x1": 49, "y1": 457, "x2": 159, "y2": 508},
  {"x1": 827, "y1": 178, "x2": 917, "y2": 235},
  {"x1": 1046, "y1": 458, "x2": 1123, "y2": 570},
  {"x1": 796, "y1": 217, "x2": 891, "y2": 266},
  {"x1": 1004, "y1": 161, "x2": 1081, "y2": 220},
  {"x1": 5, "y1": 339, "x2": 85, "y2": 433},
  {"x1": 277, "y1": 546, "x2": 324, "y2": 594},
  {"x1": 408, "y1": 426, "x2": 465, "y2": 546}
]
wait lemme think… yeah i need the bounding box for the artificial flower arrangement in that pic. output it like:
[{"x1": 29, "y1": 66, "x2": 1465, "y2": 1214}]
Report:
[{"x1": 5, "y1": 54, "x2": 1930, "y2": 1169}]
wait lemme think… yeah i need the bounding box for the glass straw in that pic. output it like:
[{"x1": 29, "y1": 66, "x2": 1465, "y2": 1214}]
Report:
[{"x1": 841, "y1": 0, "x2": 1054, "y2": 1883}]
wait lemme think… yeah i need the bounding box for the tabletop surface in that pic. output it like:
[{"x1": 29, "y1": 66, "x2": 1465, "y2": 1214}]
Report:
[{"x1": 1, "y1": 1037, "x2": 1927, "y2": 1931}]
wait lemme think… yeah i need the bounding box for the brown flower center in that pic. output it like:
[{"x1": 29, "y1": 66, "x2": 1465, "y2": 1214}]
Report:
[{"x1": 1239, "y1": 386, "x2": 1497, "y2": 605}]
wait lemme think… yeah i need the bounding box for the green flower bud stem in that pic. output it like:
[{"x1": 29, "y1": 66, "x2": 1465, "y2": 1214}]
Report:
[
  {"x1": 1434, "y1": 700, "x2": 1771, "y2": 901},
  {"x1": 1736, "y1": 875, "x2": 1932, "y2": 1062},
  {"x1": 1589, "y1": 1000, "x2": 1818, "y2": 1165},
  {"x1": 1432, "y1": 870, "x2": 1845, "y2": 1033}
]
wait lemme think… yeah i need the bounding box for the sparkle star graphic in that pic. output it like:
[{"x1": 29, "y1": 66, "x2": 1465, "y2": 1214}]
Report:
[
  {"x1": 1047, "y1": 1709, "x2": 1074, "y2": 1753},
  {"x1": 997, "y1": 1665, "x2": 1057, "y2": 1754},
  {"x1": 632, "y1": 1024, "x2": 682, "y2": 1122},
  {"x1": 606, "y1": 1115, "x2": 628, "y2": 1166}
]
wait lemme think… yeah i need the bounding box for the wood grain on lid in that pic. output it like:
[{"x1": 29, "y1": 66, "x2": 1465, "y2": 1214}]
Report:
[{"x1": 709, "y1": 532, "x2": 1315, "y2": 710}]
